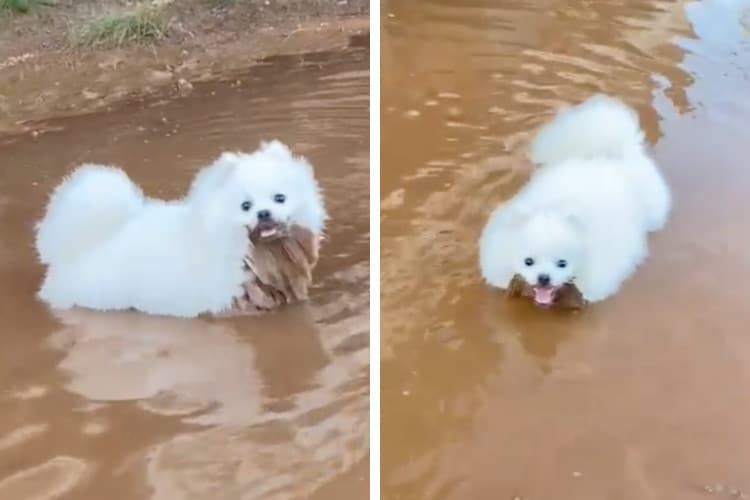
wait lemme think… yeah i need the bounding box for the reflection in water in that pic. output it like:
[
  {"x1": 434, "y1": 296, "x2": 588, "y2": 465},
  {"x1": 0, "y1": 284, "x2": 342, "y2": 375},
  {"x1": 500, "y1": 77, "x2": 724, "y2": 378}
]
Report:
[
  {"x1": 0, "y1": 48, "x2": 368, "y2": 499},
  {"x1": 382, "y1": 0, "x2": 750, "y2": 498},
  {"x1": 52, "y1": 303, "x2": 368, "y2": 499},
  {"x1": 50, "y1": 311, "x2": 265, "y2": 424}
]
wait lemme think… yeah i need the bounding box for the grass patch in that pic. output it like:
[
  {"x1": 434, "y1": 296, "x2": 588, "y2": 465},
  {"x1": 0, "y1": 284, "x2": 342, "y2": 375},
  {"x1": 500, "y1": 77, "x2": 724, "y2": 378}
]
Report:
[
  {"x1": 0, "y1": 0, "x2": 55, "y2": 14},
  {"x1": 73, "y1": 3, "x2": 169, "y2": 46}
]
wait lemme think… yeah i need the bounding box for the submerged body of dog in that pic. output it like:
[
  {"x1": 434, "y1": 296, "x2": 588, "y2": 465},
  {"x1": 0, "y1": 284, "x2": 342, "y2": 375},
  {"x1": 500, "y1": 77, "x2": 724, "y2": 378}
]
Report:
[
  {"x1": 36, "y1": 141, "x2": 326, "y2": 318},
  {"x1": 479, "y1": 95, "x2": 671, "y2": 307}
]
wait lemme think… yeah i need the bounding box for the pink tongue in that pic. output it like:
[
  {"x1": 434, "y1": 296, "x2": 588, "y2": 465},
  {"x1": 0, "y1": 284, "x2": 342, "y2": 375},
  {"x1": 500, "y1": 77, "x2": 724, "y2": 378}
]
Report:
[{"x1": 533, "y1": 286, "x2": 556, "y2": 306}]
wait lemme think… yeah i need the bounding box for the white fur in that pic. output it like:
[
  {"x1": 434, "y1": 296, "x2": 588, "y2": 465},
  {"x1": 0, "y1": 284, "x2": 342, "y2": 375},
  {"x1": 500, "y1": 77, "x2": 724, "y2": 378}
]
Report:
[
  {"x1": 479, "y1": 94, "x2": 671, "y2": 303},
  {"x1": 36, "y1": 140, "x2": 326, "y2": 318}
]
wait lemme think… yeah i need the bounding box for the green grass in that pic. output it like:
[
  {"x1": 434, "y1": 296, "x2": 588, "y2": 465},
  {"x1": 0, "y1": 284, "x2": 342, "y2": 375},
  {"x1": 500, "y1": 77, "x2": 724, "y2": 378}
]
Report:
[
  {"x1": 0, "y1": 0, "x2": 55, "y2": 14},
  {"x1": 73, "y1": 4, "x2": 169, "y2": 46}
]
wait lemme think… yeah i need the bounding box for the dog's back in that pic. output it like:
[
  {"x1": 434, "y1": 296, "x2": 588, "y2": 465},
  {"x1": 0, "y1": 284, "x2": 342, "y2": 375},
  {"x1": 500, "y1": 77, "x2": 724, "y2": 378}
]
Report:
[
  {"x1": 529, "y1": 94, "x2": 645, "y2": 167},
  {"x1": 530, "y1": 94, "x2": 671, "y2": 232}
]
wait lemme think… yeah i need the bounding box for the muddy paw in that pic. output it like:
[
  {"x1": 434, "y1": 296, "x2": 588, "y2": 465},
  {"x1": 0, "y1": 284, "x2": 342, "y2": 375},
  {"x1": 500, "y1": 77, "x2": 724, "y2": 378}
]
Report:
[
  {"x1": 556, "y1": 283, "x2": 587, "y2": 310},
  {"x1": 244, "y1": 281, "x2": 284, "y2": 310},
  {"x1": 506, "y1": 274, "x2": 526, "y2": 298}
]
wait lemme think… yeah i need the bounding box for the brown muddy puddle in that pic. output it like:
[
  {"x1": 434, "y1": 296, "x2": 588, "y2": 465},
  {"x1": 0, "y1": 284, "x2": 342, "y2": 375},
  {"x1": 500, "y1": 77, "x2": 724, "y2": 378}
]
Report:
[
  {"x1": 382, "y1": 1, "x2": 750, "y2": 499},
  {"x1": 0, "y1": 49, "x2": 369, "y2": 499}
]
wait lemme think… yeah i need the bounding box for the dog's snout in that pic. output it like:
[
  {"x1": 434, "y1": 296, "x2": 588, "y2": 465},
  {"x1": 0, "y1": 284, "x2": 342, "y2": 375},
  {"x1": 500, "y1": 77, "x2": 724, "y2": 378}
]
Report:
[
  {"x1": 257, "y1": 209, "x2": 271, "y2": 221},
  {"x1": 537, "y1": 273, "x2": 551, "y2": 286}
]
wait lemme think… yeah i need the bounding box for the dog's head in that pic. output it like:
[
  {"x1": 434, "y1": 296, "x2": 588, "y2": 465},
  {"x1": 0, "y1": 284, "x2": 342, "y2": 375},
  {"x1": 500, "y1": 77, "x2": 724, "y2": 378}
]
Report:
[
  {"x1": 195, "y1": 141, "x2": 326, "y2": 241},
  {"x1": 509, "y1": 211, "x2": 584, "y2": 307}
]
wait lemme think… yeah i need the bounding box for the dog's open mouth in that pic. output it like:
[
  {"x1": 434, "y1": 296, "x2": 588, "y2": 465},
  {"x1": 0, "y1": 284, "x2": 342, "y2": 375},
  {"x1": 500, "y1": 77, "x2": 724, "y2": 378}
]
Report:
[
  {"x1": 250, "y1": 221, "x2": 286, "y2": 243},
  {"x1": 532, "y1": 285, "x2": 561, "y2": 307},
  {"x1": 508, "y1": 274, "x2": 585, "y2": 310}
]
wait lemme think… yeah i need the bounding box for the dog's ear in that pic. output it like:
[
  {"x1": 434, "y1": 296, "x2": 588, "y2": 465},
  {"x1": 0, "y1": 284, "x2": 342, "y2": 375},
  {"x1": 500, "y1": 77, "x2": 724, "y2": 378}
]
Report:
[
  {"x1": 260, "y1": 140, "x2": 317, "y2": 179},
  {"x1": 217, "y1": 151, "x2": 240, "y2": 164},
  {"x1": 216, "y1": 151, "x2": 242, "y2": 173},
  {"x1": 187, "y1": 151, "x2": 242, "y2": 201},
  {"x1": 212, "y1": 152, "x2": 243, "y2": 183},
  {"x1": 260, "y1": 140, "x2": 294, "y2": 159}
]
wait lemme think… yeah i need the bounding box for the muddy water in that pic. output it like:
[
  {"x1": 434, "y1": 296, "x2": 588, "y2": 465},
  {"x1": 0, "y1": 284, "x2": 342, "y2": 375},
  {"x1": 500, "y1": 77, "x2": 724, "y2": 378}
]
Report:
[
  {"x1": 0, "y1": 49, "x2": 369, "y2": 499},
  {"x1": 382, "y1": 1, "x2": 750, "y2": 499}
]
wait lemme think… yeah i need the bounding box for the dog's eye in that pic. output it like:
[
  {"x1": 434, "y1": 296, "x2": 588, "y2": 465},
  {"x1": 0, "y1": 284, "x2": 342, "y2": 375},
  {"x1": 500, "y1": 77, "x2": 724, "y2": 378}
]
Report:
[
  {"x1": 524, "y1": 257, "x2": 534, "y2": 267},
  {"x1": 557, "y1": 259, "x2": 567, "y2": 268},
  {"x1": 273, "y1": 194, "x2": 286, "y2": 204},
  {"x1": 241, "y1": 201, "x2": 252, "y2": 211}
]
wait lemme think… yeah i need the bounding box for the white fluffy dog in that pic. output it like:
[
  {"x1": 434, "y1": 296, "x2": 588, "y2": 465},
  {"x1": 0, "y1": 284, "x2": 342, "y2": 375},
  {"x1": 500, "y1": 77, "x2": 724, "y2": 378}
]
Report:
[
  {"x1": 35, "y1": 140, "x2": 326, "y2": 318},
  {"x1": 479, "y1": 95, "x2": 671, "y2": 307}
]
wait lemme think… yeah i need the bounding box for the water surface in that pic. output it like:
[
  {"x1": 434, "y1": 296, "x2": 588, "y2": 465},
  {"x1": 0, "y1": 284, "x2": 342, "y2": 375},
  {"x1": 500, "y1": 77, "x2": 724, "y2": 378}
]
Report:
[
  {"x1": 0, "y1": 48, "x2": 369, "y2": 499},
  {"x1": 381, "y1": 1, "x2": 750, "y2": 498}
]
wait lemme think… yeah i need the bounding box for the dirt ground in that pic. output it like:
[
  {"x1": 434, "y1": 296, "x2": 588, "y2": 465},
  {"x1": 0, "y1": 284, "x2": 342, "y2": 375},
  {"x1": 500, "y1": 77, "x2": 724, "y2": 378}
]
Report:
[{"x1": 0, "y1": 0, "x2": 369, "y2": 135}]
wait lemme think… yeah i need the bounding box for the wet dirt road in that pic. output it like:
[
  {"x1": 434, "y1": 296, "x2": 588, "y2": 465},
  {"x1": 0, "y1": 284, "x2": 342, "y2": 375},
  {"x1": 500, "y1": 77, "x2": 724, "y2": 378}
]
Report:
[
  {"x1": 381, "y1": 1, "x2": 750, "y2": 499},
  {"x1": 0, "y1": 49, "x2": 369, "y2": 499}
]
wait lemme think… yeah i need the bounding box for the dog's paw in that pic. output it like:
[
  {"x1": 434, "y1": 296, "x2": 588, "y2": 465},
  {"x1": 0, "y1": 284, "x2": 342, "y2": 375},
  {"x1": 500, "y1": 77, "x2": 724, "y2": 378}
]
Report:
[
  {"x1": 244, "y1": 281, "x2": 286, "y2": 311},
  {"x1": 505, "y1": 274, "x2": 526, "y2": 298},
  {"x1": 556, "y1": 284, "x2": 587, "y2": 310}
]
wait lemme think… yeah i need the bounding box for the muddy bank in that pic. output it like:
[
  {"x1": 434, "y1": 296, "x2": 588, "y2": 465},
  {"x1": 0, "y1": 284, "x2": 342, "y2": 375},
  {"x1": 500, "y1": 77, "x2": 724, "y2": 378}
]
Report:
[{"x1": 0, "y1": 0, "x2": 368, "y2": 136}]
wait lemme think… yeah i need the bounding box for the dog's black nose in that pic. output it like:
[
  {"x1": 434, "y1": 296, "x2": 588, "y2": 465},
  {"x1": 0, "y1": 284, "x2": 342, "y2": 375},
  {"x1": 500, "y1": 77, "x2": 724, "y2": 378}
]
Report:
[
  {"x1": 257, "y1": 210, "x2": 271, "y2": 220},
  {"x1": 537, "y1": 273, "x2": 551, "y2": 286}
]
